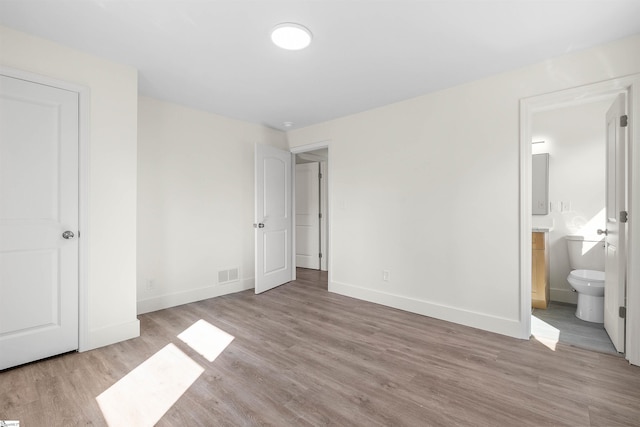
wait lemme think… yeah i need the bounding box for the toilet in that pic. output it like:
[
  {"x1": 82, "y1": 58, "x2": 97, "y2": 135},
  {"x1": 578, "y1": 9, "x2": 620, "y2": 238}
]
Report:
[{"x1": 565, "y1": 235, "x2": 605, "y2": 323}]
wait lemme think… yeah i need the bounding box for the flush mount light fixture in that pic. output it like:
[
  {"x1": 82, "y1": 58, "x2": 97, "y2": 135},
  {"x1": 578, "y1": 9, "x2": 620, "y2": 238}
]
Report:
[
  {"x1": 283, "y1": 121, "x2": 294, "y2": 128},
  {"x1": 271, "y1": 23, "x2": 312, "y2": 50}
]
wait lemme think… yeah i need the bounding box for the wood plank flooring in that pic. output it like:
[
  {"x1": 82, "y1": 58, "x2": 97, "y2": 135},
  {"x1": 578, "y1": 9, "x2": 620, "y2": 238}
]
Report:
[{"x1": 2, "y1": 268, "x2": 640, "y2": 426}]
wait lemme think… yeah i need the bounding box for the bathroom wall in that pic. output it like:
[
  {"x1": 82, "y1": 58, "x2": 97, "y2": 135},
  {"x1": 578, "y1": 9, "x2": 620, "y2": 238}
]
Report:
[
  {"x1": 287, "y1": 34, "x2": 640, "y2": 339},
  {"x1": 532, "y1": 99, "x2": 612, "y2": 303},
  {"x1": 137, "y1": 96, "x2": 287, "y2": 313}
]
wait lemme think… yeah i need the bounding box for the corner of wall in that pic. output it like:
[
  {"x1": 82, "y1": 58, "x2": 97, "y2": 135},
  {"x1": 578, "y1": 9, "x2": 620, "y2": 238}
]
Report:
[
  {"x1": 83, "y1": 319, "x2": 140, "y2": 352},
  {"x1": 137, "y1": 278, "x2": 255, "y2": 315}
]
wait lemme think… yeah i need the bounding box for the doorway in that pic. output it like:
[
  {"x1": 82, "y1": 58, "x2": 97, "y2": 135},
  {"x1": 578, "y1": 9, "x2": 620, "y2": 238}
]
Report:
[
  {"x1": 529, "y1": 98, "x2": 617, "y2": 354},
  {"x1": 253, "y1": 142, "x2": 330, "y2": 293},
  {"x1": 295, "y1": 149, "x2": 328, "y2": 271},
  {"x1": 291, "y1": 143, "x2": 330, "y2": 288},
  {"x1": 520, "y1": 75, "x2": 640, "y2": 365}
]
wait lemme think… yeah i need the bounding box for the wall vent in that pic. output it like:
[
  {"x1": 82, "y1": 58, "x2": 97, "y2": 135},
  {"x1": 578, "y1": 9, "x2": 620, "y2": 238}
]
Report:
[{"x1": 218, "y1": 268, "x2": 239, "y2": 284}]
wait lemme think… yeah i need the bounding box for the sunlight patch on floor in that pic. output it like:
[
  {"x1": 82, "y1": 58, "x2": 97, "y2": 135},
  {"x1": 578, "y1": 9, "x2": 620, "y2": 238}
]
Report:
[
  {"x1": 178, "y1": 319, "x2": 235, "y2": 362},
  {"x1": 96, "y1": 343, "x2": 204, "y2": 427},
  {"x1": 531, "y1": 315, "x2": 560, "y2": 351}
]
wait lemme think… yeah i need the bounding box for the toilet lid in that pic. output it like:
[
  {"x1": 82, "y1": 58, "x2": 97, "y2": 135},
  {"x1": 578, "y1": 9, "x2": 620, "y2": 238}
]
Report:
[{"x1": 570, "y1": 269, "x2": 605, "y2": 282}]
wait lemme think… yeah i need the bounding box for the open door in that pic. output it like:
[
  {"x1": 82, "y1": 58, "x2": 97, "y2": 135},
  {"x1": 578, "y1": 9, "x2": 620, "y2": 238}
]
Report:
[
  {"x1": 603, "y1": 93, "x2": 627, "y2": 353},
  {"x1": 254, "y1": 144, "x2": 293, "y2": 294}
]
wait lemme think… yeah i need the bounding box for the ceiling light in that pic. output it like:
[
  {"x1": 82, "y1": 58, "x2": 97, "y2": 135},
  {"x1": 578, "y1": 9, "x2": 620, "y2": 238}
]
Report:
[
  {"x1": 283, "y1": 121, "x2": 294, "y2": 128},
  {"x1": 271, "y1": 23, "x2": 312, "y2": 50}
]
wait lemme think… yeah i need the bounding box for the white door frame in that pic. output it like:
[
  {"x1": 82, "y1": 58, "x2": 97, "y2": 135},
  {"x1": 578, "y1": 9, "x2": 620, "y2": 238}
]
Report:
[
  {"x1": 291, "y1": 141, "x2": 331, "y2": 277},
  {"x1": 320, "y1": 160, "x2": 328, "y2": 271},
  {"x1": 520, "y1": 74, "x2": 640, "y2": 365},
  {"x1": 1, "y1": 66, "x2": 91, "y2": 352}
]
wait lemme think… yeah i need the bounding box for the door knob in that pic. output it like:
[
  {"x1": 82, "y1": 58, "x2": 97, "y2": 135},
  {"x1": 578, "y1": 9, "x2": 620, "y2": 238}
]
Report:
[
  {"x1": 253, "y1": 223, "x2": 265, "y2": 229},
  {"x1": 62, "y1": 230, "x2": 75, "y2": 239},
  {"x1": 597, "y1": 229, "x2": 608, "y2": 236}
]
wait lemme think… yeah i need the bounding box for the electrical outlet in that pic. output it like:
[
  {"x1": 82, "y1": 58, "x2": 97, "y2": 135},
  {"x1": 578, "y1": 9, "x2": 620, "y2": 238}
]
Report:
[
  {"x1": 146, "y1": 279, "x2": 155, "y2": 291},
  {"x1": 382, "y1": 270, "x2": 390, "y2": 282}
]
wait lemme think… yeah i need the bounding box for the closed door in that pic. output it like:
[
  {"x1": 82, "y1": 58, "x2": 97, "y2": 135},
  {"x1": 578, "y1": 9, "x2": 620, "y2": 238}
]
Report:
[
  {"x1": 254, "y1": 144, "x2": 293, "y2": 294},
  {"x1": 603, "y1": 93, "x2": 627, "y2": 353},
  {"x1": 295, "y1": 162, "x2": 320, "y2": 269},
  {"x1": 0, "y1": 74, "x2": 79, "y2": 370}
]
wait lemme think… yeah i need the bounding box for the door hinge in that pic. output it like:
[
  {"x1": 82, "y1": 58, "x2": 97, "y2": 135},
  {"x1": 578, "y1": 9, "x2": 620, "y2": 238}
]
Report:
[
  {"x1": 619, "y1": 306, "x2": 627, "y2": 319},
  {"x1": 319, "y1": 212, "x2": 322, "y2": 219},
  {"x1": 319, "y1": 172, "x2": 323, "y2": 179},
  {"x1": 319, "y1": 252, "x2": 323, "y2": 259},
  {"x1": 620, "y1": 115, "x2": 628, "y2": 127},
  {"x1": 620, "y1": 210, "x2": 628, "y2": 223}
]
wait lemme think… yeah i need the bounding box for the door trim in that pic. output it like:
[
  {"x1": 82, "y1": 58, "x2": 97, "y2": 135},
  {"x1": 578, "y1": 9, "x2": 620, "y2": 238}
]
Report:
[
  {"x1": 520, "y1": 74, "x2": 640, "y2": 365},
  {"x1": 291, "y1": 141, "x2": 331, "y2": 277},
  {"x1": 1, "y1": 66, "x2": 91, "y2": 352}
]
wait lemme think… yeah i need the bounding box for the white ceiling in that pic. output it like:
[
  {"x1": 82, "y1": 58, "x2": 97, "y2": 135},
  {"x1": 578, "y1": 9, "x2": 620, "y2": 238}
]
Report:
[{"x1": 2, "y1": 1, "x2": 639, "y2": 131}]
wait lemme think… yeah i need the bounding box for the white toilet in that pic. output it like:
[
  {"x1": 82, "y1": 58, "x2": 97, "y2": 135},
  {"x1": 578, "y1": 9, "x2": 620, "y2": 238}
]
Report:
[{"x1": 565, "y1": 235, "x2": 605, "y2": 323}]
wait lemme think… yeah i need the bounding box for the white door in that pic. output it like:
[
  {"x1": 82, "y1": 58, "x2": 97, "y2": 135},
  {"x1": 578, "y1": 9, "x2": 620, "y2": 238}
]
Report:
[
  {"x1": 295, "y1": 162, "x2": 320, "y2": 269},
  {"x1": 0, "y1": 74, "x2": 79, "y2": 369},
  {"x1": 254, "y1": 144, "x2": 293, "y2": 294},
  {"x1": 603, "y1": 93, "x2": 627, "y2": 353}
]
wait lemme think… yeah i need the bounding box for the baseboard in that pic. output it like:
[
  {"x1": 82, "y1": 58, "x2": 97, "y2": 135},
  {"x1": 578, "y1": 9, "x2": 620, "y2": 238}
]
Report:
[
  {"x1": 137, "y1": 278, "x2": 255, "y2": 315},
  {"x1": 329, "y1": 280, "x2": 525, "y2": 339},
  {"x1": 84, "y1": 318, "x2": 140, "y2": 352},
  {"x1": 550, "y1": 287, "x2": 578, "y2": 304}
]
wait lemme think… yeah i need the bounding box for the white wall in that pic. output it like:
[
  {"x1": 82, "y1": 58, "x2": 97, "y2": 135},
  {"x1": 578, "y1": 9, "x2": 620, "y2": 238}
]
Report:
[
  {"x1": 532, "y1": 100, "x2": 611, "y2": 304},
  {"x1": 287, "y1": 35, "x2": 640, "y2": 339},
  {"x1": 137, "y1": 96, "x2": 287, "y2": 313},
  {"x1": 0, "y1": 26, "x2": 139, "y2": 350}
]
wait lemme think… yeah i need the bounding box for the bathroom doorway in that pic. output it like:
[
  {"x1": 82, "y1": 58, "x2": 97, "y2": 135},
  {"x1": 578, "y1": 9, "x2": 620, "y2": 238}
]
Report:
[
  {"x1": 530, "y1": 98, "x2": 617, "y2": 354},
  {"x1": 520, "y1": 75, "x2": 640, "y2": 365}
]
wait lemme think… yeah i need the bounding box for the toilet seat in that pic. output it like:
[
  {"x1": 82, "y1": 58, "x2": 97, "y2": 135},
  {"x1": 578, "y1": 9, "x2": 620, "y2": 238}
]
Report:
[{"x1": 569, "y1": 269, "x2": 605, "y2": 283}]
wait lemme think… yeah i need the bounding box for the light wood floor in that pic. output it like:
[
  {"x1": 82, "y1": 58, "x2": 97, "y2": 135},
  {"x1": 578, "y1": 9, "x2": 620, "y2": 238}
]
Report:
[{"x1": 2, "y1": 268, "x2": 640, "y2": 426}]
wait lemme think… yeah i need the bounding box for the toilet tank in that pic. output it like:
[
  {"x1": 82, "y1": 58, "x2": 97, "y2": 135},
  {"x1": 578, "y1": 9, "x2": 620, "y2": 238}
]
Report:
[{"x1": 565, "y1": 234, "x2": 605, "y2": 270}]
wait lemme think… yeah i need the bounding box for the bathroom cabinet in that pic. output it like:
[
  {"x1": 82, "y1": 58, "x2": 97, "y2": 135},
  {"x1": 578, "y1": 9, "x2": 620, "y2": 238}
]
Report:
[{"x1": 531, "y1": 231, "x2": 550, "y2": 309}]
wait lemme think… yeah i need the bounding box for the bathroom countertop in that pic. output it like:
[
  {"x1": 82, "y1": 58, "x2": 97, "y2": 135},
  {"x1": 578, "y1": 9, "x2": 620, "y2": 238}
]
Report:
[{"x1": 532, "y1": 226, "x2": 553, "y2": 232}]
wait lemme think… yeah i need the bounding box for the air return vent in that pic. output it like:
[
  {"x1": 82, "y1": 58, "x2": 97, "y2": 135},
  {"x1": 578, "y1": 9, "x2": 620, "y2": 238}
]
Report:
[{"x1": 218, "y1": 268, "x2": 239, "y2": 284}]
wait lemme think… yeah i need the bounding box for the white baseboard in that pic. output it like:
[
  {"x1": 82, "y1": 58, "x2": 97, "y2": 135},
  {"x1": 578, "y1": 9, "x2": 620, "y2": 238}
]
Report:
[
  {"x1": 329, "y1": 280, "x2": 526, "y2": 339},
  {"x1": 84, "y1": 318, "x2": 140, "y2": 352},
  {"x1": 136, "y1": 278, "x2": 255, "y2": 315},
  {"x1": 550, "y1": 287, "x2": 578, "y2": 304}
]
